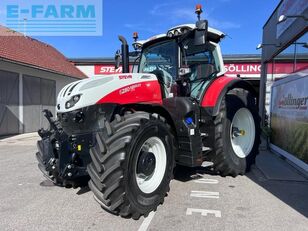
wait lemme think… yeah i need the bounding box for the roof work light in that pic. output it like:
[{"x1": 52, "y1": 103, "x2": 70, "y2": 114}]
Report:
[
  {"x1": 195, "y1": 4, "x2": 203, "y2": 20},
  {"x1": 133, "y1": 32, "x2": 139, "y2": 42}
]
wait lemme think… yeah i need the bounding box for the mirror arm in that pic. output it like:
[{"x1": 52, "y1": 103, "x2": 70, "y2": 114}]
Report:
[{"x1": 114, "y1": 50, "x2": 121, "y2": 70}]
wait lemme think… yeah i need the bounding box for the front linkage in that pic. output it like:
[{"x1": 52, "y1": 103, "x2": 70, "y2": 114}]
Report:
[{"x1": 36, "y1": 110, "x2": 91, "y2": 187}]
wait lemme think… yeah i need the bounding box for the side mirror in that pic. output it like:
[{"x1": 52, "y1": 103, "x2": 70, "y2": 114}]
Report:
[
  {"x1": 115, "y1": 49, "x2": 121, "y2": 69},
  {"x1": 194, "y1": 19, "x2": 208, "y2": 46},
  {"x1": 179, "y1": 67, "x2": 191, "y2": 76}
]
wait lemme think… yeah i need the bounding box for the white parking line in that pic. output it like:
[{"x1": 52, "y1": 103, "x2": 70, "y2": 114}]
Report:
[
  {"x1": 138, "y1": 211, "x2": 156, "y2": 231},
  {"x1": 186, "y1": 208, "x2": 221, "y2": 217},
  {"x1": 193, "y1": 178, "x2": 219, "y2": 184},
  {"x1": 190, "y1": 191, "x2": 220, "y2": 199}
]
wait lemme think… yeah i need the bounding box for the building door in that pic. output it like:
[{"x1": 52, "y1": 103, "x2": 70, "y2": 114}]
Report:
[
  {"x1": 23, "y1": 75, "x2": 56, "y2": 133},
  {"x1": 0, "y1": 70, "x2": 19, "y2": 136},
  {"x1": 40, "y1": 78, "x2": 56, "y2": 129}
]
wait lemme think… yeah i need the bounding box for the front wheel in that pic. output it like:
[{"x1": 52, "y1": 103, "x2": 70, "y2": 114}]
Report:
[
  {"x1": 87, "y1": 112, "x2": 175, "y2": 219},
  {"x1": 210, "y1": 88, "x2": 260, "y2": 177}
]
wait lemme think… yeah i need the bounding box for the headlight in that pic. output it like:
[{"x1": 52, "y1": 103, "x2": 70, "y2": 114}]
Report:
[
  {"x1": 167, "y1": 31, "x2": 174, "y2": 37},
  {"x1": 73, "y1": 95, "x2": 80, "y2": 102},
  {"x1": 65, "y1": 94, "x2": 81, "y2": 109}
]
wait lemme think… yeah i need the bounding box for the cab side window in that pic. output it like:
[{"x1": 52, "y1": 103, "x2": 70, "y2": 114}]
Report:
[{"x1": 181, "y1": 40, "x2": 217, "y2": 99}]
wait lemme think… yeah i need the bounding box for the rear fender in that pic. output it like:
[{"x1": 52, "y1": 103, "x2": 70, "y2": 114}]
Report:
[{"x1": 201, "y1": 77, "x2": 257, "y2": 116}]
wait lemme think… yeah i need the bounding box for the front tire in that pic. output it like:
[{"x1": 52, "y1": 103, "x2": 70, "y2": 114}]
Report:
[
  {"x1": 211, "y1": 88, "x2": 260, "y2": 177},
  {"x1": 87, "y1": 112, "x2": 175, "y2": 219}
]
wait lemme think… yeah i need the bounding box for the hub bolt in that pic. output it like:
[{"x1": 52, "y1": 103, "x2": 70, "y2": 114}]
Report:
[
  {"x1": 68, "y1": 173, "x2": 72, "y2": 177},
  {"x1": 55, "y1": 141, "x2": 60, "y2": 150}
]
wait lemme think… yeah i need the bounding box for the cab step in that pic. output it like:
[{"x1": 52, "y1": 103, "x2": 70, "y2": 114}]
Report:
[
  {"x1": 202, "y1": 146, "x2": 212, "y2": 152},
  {"x1": 201, "y1": 161, "x2": 214, "y2": 167}
]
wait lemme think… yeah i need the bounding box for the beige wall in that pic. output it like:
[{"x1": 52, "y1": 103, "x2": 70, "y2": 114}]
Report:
[
  {"x1": 0, "y1": 60, "x2": 79, "y2": 95},
  {"x1": 0, "y1": 60, "x2": 80, "y2": 134}
]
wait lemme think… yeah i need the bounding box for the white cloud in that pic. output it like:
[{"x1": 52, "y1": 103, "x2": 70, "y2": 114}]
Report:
[
  {"x1": 150, "y1": 3, "x2": 196, "y2": 21},
  {"x1": 208, "y1": 18, "x2": 241, "y2": 30},
  {"x1": 150, "y1": 3, "x2": 174, "y2": 15},
  {"x1": 149, "y1": 3, "x2": 241, "y2": 30},
  {"x1": 124, "y1": 3, "x2": 240, "y2": 36},
  {"x1": 124, "y1": 23, "x2": 159, "y2": 33},
  {"x1": 171, "y1": 8, "x2": 197, "y2": 21}
]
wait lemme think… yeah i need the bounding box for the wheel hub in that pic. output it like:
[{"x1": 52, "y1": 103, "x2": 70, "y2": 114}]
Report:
[
  {"x1": 232, "y1": 127, "x2": 246, "y2": 138},
  {"x1": 135, "y1": 137, "x2": 167, "y2": 194},
  {"x1": 137, "y1": 151, "x2": 156, "y2": 176},
  {"x1": 230, "y1": 108, "x2": 256, "y2": 158}
]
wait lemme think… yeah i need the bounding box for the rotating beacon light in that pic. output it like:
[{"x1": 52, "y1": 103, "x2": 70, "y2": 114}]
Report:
[
  {"x1": 132, "y1": 32, "x2": 141, "y2": 50},
  {"x1": 133, "y1": 32, "x2": 139, "y2": 42},
  {"x1": 195, "y1": 4, "x2": 203, "y2": 21}
]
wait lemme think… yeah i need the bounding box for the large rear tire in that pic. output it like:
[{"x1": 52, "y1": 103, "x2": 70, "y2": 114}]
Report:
[
  {"x1": 210, "y1": 88, "x2": 260, "y2": 177},
  {"x1": 87, "y1": 112, "x2": 175, "y2": 219}
]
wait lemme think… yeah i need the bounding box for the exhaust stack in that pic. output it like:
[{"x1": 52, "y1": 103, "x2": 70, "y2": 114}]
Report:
[{"x1": 118, "y1": 35, "x2": 129, "y2": 73}]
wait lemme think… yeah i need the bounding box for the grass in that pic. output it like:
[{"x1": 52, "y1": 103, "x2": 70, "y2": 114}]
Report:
[{"x1": 271, "y1": 115, "x2": 308, "y2": 163}]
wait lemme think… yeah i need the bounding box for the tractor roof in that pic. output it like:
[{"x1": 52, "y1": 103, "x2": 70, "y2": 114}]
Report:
[{"x1": 135, "y1": 24, "x2": 225, "y2": 49}]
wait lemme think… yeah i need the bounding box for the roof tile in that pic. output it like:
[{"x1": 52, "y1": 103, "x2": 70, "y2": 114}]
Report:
[{"x1": 0, "y1": 26, "x2": 87, "y2": 79}]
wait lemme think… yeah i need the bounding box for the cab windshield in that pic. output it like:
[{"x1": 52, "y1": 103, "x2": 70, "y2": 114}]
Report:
[{"x1": 139, "y1": 40, "x2": 178, "y2": 82}]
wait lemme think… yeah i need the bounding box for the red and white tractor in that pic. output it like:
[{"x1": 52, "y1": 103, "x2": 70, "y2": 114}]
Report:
[{"x1": 36, "y1": 5, "x2": 260, "y2": 219}]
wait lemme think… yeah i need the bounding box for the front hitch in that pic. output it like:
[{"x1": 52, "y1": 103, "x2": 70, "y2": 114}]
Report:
[{"x1": 36, "y1": 110, "x2": 91, "y2": 187}]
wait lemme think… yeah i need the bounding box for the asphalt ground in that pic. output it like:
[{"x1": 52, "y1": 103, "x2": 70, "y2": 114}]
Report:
[{"x1": 0, "y1": 133, "x2": 307, "y2": 231}]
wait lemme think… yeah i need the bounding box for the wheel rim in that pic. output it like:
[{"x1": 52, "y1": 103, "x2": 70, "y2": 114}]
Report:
[
  {"x1": 135, "y1": 137, "x2": 167, "y2": 194},
  {"x1": 230, "y1": 108, "x2": 255, "y2": 158}
]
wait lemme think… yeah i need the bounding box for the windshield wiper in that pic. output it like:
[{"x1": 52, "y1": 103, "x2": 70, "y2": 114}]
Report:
[{"x1": 190, "y1": 70, "x2": 219, "y2": 99}]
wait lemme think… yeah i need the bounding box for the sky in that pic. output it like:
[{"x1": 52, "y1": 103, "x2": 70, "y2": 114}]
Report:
[{"x1": 34, "y1": 0, "x2": 281, "y2": 58}]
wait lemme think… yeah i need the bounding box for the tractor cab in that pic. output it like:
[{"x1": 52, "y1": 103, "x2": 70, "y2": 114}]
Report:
[
  {"x1": 137, "y1": 24, "x2": 225, "y2": 100},
  {"x1": 118, "y1": 4, "x2": 226, "y2": 102}
]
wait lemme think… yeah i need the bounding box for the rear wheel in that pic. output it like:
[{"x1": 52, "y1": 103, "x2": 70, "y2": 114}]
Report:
[
  {"x1": 87, "y1": 112, "x2": 175, "y2": 219},
  {"x1": 211, "y1": 88, "x2": 260, "y2": 176}
]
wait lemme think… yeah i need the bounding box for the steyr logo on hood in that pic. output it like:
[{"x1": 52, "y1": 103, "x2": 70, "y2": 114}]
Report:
[{"x1": 119, "y1": 75, "x2": 132, "y2": 80}]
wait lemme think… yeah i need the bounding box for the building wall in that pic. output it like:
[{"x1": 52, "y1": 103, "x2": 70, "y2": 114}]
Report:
[
  {"x1": 76, "y1": 64, "x2": 133, "y2": 77},
  {"x1": 262, "y1": 2, "x2": 308, "y2": 62},
  {"x1": 0, "y1": 60, "x2": 79, "y2": 136},
  {"x1": 260, "y1": 0, "x2": 308, "y2": 172},
  {"x1": 0, "y1": 61, "x2": 78, "y2": 94}
]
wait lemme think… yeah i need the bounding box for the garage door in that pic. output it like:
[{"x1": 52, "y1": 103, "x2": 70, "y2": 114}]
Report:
[
  {"x1": 0, "y1": 70, "x2": 19, "y2": 136},
  {"x1": 23, "y1": 75, "x2": 56, "y2": 133}
]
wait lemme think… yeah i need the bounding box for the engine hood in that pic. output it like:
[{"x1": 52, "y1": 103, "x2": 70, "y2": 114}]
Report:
[{"x1": 56, "y1": 73, "x2": 159, "y2": 113}]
